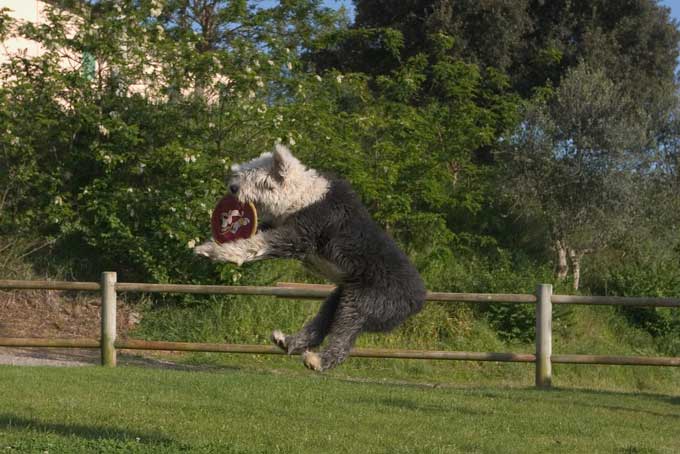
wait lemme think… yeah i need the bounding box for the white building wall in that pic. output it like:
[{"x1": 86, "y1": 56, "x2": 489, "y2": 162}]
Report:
[{"x1": 0, "y1": 0, "x2": 49, "y2": 65}]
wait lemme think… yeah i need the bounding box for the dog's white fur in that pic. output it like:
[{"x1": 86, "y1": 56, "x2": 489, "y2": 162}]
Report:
[
  {"x1": 194, "y1": 145, "x2": 329, "y2": 264},
  {"x1": 231, "y1": 144, "x2": 329, "y2": 221}
]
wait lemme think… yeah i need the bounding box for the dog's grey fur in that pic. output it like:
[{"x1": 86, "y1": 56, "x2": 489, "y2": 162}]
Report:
[{"x1": 195, "y1": 145, "x2": 426, "y2": 371}]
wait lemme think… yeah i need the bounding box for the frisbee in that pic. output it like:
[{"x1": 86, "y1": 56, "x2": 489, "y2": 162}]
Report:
[{"x1": 211, "y1": 194, "x2": 258, "y2": 243}]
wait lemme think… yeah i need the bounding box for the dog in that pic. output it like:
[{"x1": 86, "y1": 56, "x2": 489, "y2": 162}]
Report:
[{"x1": 194, "y1": 144, "x2": 426, "y2": 371}]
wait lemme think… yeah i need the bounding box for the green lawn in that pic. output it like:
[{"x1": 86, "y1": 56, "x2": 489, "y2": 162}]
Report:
[{"x1": 1, "y1": 364, "x2": 678, "y2": 453}]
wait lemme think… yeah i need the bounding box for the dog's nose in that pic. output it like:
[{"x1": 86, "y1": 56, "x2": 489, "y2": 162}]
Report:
[{"x1": 229, "y1": 184, "x2": 239, "y2": 194}]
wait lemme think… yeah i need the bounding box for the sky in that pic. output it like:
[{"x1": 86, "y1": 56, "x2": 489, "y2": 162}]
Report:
[{"x1": 661, "y1": 0, "x2": 680, "y2": 22}]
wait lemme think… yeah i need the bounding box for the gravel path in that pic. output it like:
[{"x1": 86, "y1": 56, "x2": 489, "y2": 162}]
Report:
[
  {"x1": 0, "y1": 347, "x2": 96, "y2": 367},
  {"x1": 0, "y1": 352, "x2": 91, "y2": 367}
]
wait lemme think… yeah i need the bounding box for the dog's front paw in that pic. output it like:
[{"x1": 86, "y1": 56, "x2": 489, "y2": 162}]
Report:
[
  {"x1": 271, "y1": 330, "x2": 288, "y2": 352},
  {"x1": 194, "y1": 241, "x2": 244, "y2": 265},
  {"x1": 303, "y1": 350, "x2": 323, "y2": 372},
  {"x1": 194, "y1": 241, "x2": 216, "y2": 258}
]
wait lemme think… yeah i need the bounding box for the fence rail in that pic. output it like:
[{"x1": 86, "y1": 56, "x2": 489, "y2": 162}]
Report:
[{"x1": 1, "y1": 274, "x2": 679, "y2": 387}]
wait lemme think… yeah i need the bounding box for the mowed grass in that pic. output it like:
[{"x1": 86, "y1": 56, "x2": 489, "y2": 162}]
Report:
[{"x1": 1, "y1": 364, "x2": 679, "y2": 453}]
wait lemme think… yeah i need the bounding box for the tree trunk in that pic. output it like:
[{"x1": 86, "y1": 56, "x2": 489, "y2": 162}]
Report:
[
  {"x1": 568, "y1": 249, "x2": 585, "y2": 291},
  {"x1": 555, "y1": 240, "x2": 569, "y2": 281}
]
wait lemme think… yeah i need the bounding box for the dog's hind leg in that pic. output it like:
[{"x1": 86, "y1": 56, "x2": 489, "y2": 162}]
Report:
[
  {"x1": 302, "y1": 302, "x2": 365, "y2": 371},
  {"x1": 271, "y1": 287, "x2": 341, "y2": 355}
]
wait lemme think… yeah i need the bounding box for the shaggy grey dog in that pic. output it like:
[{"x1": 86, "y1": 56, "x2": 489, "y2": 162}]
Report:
[{"x1": 194, "y1": 145, "x2": 426, "y2": 371}]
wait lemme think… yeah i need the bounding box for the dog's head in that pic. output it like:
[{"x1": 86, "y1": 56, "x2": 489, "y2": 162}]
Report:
[{"x1": 228, "y1": 144, "x2": 329, "y2": 221}]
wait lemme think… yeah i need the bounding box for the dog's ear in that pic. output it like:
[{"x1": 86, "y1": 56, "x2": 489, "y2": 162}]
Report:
[{"x1": 272, "y1": 144, "x2": 299, "y2": 181}]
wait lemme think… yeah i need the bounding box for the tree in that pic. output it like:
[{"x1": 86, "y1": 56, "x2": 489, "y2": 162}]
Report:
[{"x1": 503, "y1": 63, "x2": 648, "y2": 290}]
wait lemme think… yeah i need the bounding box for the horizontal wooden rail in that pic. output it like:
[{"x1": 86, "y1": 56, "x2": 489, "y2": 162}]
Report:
[
  {"x1": 552, "y1": 354, "x2": 680, "y2": 367},
  {"x1": 116, "y1": 339, "x2": 537, "y2": 362},
  {"x1": 276, "y1": 283, "x2": 537, "y2": 303},
  {"x1": 2, "y1": 337, "x2": 678, "y2": 367},
  {"x1": 0, "y1": 337, "x2": 535, "y2": 362},
  {"x1": 0, "y1": 338, "x2": 100, "y2": 348},
  {"x1": 551, "y1": 294, "x2": 680, "y2": 307},
  {"x1": 0, "y1": 280, "x2": 100, "y2": 291},
  {"x1": 551, "y1": 355, "x2": 680, "y2": 367},
  {"x1": 2, "y1": 279, "x2": 679, "y2": 307},
  {"x1": 115, "y1": 282, "x2": 331, "y2": 299}
]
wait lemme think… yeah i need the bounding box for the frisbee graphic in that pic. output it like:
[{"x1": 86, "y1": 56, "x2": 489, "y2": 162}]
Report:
[{"x1": 211, "y1": 195, "x2": 257, "y2": 243}]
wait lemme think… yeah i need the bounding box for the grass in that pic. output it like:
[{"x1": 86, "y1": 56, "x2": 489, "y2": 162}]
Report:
[
  {"x1": 135, "y1": 294, "x2": 680, "y2": 395},
  {"x1": 0, "y1": 364, "x2": 679, "y2": 453}
]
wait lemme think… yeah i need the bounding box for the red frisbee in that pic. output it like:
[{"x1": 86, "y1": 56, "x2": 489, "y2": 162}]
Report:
[{"x1": 211, "y1": 195, "x2": 258, "y2": 243}]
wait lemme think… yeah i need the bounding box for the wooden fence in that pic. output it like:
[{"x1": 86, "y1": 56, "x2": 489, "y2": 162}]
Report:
[{"x1": 1, "y1": 272, "x2": 679, "y2": 388}]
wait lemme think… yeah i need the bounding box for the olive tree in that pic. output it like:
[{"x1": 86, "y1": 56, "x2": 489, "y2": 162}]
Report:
[{"x1": 503, "y1": 63, "x2": 648, "y2": 290}]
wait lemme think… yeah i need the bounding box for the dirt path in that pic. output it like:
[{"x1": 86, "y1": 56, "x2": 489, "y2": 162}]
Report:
[
  {"x1": 0, "y1": 348, "x2": 93, "y2": 367},
  {"x1": 0, "y1": 288, "x2": 154, "y2": 368}
]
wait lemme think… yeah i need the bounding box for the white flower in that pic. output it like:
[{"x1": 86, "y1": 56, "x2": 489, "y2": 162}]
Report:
[
  {"x1": 208, "y1": 122, "x2": 215, "y2": 128},
  {"x1": 315, "y1": 74, "x2": 322, "y2": 82},
  {"x1": 247, "y1": 90, "x2": 256, "y2": 99},
  {"x1": 102, "y1": 155, "x2": 112, "y2": 163},
  {"x1": 245, "y1": 66, "x2": 252, "y2": 73},
  {"x1": 187, "y1": 239, "x2": 196, "y2": 249},
  {"x1": 98, "y1": 124, "x2": 109, "y2": 137},
  {"x1": 257, "y1": 104, "x2": 267, "y2": 114},
  {"x1": 170, "y1": 206, "x2": 176, "y2": 212},
  {"x1": 156, "y1": 25, "x2": 164, "y2": 34},
  {"x1": 336, "y1": 74, "x2": 343, "y2": 83},
  {"x1": 254, "y1": 60, "x2": 260, "y2": 68},
  {"x1": 150, "y1": 6, "x2": 162, "y2": 16},
  {"x1": 10, "y1": 137, "x2": 19, "y2": 145},
  {"x1": 54, "y1": 196, "x2": 63, "y2": 205},
  {"x1": 127, "y1": 187, "x2": 134, "y2": 193},
  {"x1": 267, "y1": 59, "x2": 274, "y2": 66},
  {"x1": 256, "y1": 78, "x2": 264, "y2": 88},
  {"x1": 139, "y1": 163, "x2": 146, "y2": 173},
  {"x1": 184, "y1": 155, "x2": 197, "y2": 163},
  {"x1": 286, "y1": 62, "x2": 292, "y2": 70},
  {"x1": 219, "y1": 158, "x2": 227, "y2": 164}
]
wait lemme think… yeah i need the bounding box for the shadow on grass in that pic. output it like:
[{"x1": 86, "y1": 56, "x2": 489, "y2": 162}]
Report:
[
  {"x1": 474, "y1": 386, "x2": 680, "y2": 419},
  {"x1": 374, "y1": 397, "x2": 491, "y2": 417},
  {"x1": 0, "y1": 413, "x2": 175, "y2": 445},
  {"x1": 555, "y1": 387, "x2": 680, "y2": 408}
]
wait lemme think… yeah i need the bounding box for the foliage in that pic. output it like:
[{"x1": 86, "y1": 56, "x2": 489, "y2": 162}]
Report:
[
  {"x1": 588, "y1": 247, "x2": 680, "y2": 356},
  {"x1": 0, "y1": 0, "x2": 521, "y2": 285},
  {"x1": 0, "y1": 0, "x2": 679, "y2": 342},
  {"x1": 500, "y1": 63, "x2": 654, "y2": 289}
]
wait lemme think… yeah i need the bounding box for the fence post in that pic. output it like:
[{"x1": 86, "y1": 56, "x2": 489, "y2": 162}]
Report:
[
  {"x1": 535, "y1": 283, "x2": 553, "y2": 388},
  {"x1": 101, "y1": 271, "x2": 117, "y2": 367}
]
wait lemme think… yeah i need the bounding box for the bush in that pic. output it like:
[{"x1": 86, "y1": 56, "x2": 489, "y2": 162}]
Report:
[{"x1": 590, "y1": 257, "x2": 680, "y2": 355}]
